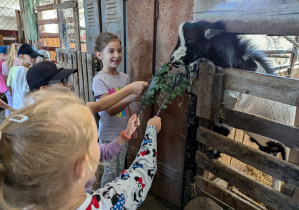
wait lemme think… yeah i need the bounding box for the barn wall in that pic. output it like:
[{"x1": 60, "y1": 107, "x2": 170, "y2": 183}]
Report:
[{"x1": 126, "y1": 0, "x2": 194, "y2": 208}]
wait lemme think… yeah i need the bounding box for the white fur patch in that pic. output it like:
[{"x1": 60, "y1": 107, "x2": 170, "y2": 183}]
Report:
[
  {"x1": 171, "y1": 23, "x2": 187, "y2": 63},
  {"x1": 254, "y1": 61, "x2": 267, "y2": 73}
]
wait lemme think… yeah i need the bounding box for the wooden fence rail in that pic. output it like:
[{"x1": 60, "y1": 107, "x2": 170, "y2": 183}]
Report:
[{"x1": 56, "y1": 48, "x2": 95, "y2": 102}]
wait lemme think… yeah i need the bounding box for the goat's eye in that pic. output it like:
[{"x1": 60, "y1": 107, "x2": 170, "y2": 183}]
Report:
[{"x1": 186, "y1": 37, "x2": 195, "y2": 43}]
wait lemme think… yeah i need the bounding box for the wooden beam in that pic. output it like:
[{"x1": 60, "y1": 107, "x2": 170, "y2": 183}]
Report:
[
  {"x1": 53, "y1": 1, "x2": 77, "y2": 9},
  {"x1": 41, "y1": 46, "x2": 57, "y2": 51},
  {"x1": 37, "y1": 4, "x2": 55, "y2": 11},
  {"x1": 82, "y1": 52, "x2": 89, "y2": 102},
  {"x1": 222, "y1": 68, "x2": 299, "y2": 106},
  {"x1": 72, "y1": 51, "x2": 79, "y2": 97},
  {"x1": 221, "y1": 108, "x2": 299, "y2": 150},
  {"x1": 195, "y1": 151, "x2": 299, "y2": 210},
  {"x1": 38, "y1": 18, "x2": 58, "y2": 25},
  {"x1": 87, "y1": 53, "x2": 94, "y2": 102},
  {"x1": 196, "y1": 60, "x2": 216, "y2": 120},
  {"x1": 197, "y1": 126, "x2": 299, "y2": 188},
  {"x1": 211, "y1": 74, "x2": 224, "y2": 122},
  {"x1": 15, "y1": 10, "x2": 24, "y2": 43},
  {"x1": 0, "y1": 30, "x2": 18, "y2": 36},
  {"x1": 77, "y1": 51, "x2": 84, "y2": 100},
  {"x1": 72, "y1": 6, "x2": 81, "y2": 51},
  {"x1": 39, "y1": 33, "x2": 60, "y2": 38},
  {"x1": 195, "y1": 176, "x2": 264, "y2": 210},
  {"x1": 295, "y1": 96, "x2": 299, "y2": 127},
  {"x1": 193, "y1": 0, "x2": 299, "y2": 36}
]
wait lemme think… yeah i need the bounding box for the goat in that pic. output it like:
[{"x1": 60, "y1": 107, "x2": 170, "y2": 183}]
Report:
[{"x1": 170, "y1": 21, "x2": 296, "y2": 191}]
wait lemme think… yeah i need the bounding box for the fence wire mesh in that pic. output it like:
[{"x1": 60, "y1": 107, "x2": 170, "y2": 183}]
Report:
[{"x1": 0, "y1": 0, "x2": 20, "y2": 31}]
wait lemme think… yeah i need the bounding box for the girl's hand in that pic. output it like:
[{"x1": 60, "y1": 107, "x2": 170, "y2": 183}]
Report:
[
  {"x1": 124, "y1": 114, "x2": 140, "y2": 138},
  {"x1": 147, "y1": 116, "x2": 162, "y2": 133},
  {"x1": 130, "y1": 81, "x2": 149, "y2": 95},
  {"x1": 129, "y1": 94, "x2": 141, "y2": 102}
]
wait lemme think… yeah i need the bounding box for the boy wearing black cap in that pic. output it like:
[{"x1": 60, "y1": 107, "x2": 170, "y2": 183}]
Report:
[{"x1": 11, "y1": 43, "x2": 43, "y2": 109}]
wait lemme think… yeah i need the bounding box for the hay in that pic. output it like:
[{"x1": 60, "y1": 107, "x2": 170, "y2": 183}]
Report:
[{"x1": 243, "y1": 165, "x2": 273, "y2": 187}]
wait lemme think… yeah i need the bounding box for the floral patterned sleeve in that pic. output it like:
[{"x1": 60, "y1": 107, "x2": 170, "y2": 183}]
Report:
[{"x1": 77, "y1": 125, "x2": 157, "y2": 210}]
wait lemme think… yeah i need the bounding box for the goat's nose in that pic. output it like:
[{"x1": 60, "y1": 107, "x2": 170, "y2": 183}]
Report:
[{"x1": 170, "y1": 55, "x2": 174, "y2": 62}]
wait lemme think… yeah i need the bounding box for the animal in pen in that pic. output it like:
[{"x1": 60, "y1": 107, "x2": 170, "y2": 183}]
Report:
[{"x1": 170, "y1": 20, "x2": 296, "y2": 191}]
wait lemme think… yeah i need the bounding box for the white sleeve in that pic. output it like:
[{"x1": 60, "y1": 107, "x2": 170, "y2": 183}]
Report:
[{"x1": 91, "y1": 125, "x2": 158, "y2": 210}]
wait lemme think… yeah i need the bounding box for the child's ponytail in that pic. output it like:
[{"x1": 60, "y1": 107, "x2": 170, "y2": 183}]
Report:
[{"x1": 6, "y1": 44, "x2": 19, "y2": 70}]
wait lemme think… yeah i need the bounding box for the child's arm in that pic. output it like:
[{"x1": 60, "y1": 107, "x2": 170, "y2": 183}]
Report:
[
  {"x1": 86, "y1": 81, "x2": 148, "y2": 113},
  {"x1": 99, "y1": 114, "x2": 140, "y2": 160},
  {"x1": 90, "y1": 117, "x2": 161, "y2": 210},
  {"x1": 7, "y1": 69, "x2": 13, "y2": 97},
  {"x1": 0, "y1": 99, "x2": 15, "y2": 112},
  {"x1": 99, "y1": 93, "x2": 139, "y2": 116}
]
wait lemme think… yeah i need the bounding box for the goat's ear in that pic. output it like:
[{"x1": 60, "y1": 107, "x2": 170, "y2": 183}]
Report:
[{"x1": 204, "y1": 29, "x2": 224, "y2": 39}]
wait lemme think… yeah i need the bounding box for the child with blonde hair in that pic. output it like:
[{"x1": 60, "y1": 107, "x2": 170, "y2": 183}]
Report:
[
  {"x1": 0, "y1": 91, "x2": 161, "y2": 209},
  {"x1": 93, "y1": 32, "x2": 140, "y2": 187}
]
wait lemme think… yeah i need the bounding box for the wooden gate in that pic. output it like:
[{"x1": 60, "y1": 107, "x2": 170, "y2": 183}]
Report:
[
  {"x1": 55, "y1": 48, "x2": 95, "y2": 102},
  {"x1": 191, "y1": 60, "x2": 299, "y2": 209}
]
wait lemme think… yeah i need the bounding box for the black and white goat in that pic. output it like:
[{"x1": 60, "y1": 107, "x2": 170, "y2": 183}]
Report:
[{"x1": 170, "y1": 21, "x2": 296, "y2": 191}]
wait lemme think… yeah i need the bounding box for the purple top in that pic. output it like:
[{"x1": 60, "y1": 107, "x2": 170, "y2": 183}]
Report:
[
  {"x1": 99, "y1": 138, "x2": 123, "y2": 160},
  {"x1": 85, "y1": 138, "x2": 123, "y2": 191}
]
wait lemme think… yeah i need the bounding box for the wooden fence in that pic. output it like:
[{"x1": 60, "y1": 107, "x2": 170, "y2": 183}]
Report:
[
  {"x1": 192, "y1": 60, "x2": 299, "y2": 209},
  {"x1": 55, "y1": 48, "x2": 96, "y2": 102}
]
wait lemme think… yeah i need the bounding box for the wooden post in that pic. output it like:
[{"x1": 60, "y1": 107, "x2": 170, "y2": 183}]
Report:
[
  {"x1": 72, "y1": 51, "x2": 79, "y2": 97},
  {"x1": 77, "y1": 51, "x2": 84, "y2": 100},
  {"x1": 82, "y1": 52, "x2": 89, "y2": 102},
  {"x1": 87, "y1": 53, "x2": 94, "y2": 102},
  {"x1": 196, "y1": 61, "x2": 217, "y2": 120},
  {"x1": 15, "y1": 10, "x2": 25, "y2": 43},
  {"x1": 295, "y1": 95, "x2": 299, "y2": 127},
  {"x1": 72, "y1": 3, "x2": 81, "y2": 51}
]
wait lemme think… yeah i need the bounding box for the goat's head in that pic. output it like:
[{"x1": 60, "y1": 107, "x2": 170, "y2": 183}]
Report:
[{"x1": 170, "y1": 21, "x2": 225, "y2": 72}]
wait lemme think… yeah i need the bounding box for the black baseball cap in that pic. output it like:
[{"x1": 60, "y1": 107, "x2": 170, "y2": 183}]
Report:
[
  {"x1": 27, "y1": 61, "x2": 78, "y2": 90},
  {"x1": 17, "y1": 43, "x2": 44, "y2": 58}
]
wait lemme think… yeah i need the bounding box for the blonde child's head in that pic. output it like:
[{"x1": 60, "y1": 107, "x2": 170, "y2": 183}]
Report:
[
  {"x1": 94, "y1": 32, "x2": 121, "y2": 53},
  {"x1": 0, "y1": 90, "x2": 96, "y2": 209},
  {"x1": 6, "y1": 44, "x2": 20, "y2": 69}
]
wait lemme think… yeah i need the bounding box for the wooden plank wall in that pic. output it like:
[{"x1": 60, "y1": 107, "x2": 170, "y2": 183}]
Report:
[
  {"x1": 56, "y1": 48, "x2": 95, "y2": 102},
  {"x1": 192, "y1": 61, "x2": 299, "y2": 209},
  {"x1": 193, "y1": 0, "x2": 299, "y2": 36}
]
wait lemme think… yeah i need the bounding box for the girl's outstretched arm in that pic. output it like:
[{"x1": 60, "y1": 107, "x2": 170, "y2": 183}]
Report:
[
  {"x1": 86, "y1": 81, "x2": 148, "y2": 113},
  {"x1": 0, "y1": 99, "x2": 15, "y2": 113}
]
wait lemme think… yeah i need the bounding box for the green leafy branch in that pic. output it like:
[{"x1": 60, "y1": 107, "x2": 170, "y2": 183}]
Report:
[{"x1": 137, "y1": 62, "x2": 189, "y2": 116}]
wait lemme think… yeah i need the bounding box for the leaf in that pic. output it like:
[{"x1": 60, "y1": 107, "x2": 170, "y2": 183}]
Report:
[{"x1": 137, "y1": 62, "x2": 189, "y2": 116}]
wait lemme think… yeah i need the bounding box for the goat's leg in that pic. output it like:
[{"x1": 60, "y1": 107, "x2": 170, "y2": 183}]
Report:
[{"x1": 206, "y1": 123, "x2": 232, "y2": 159}]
